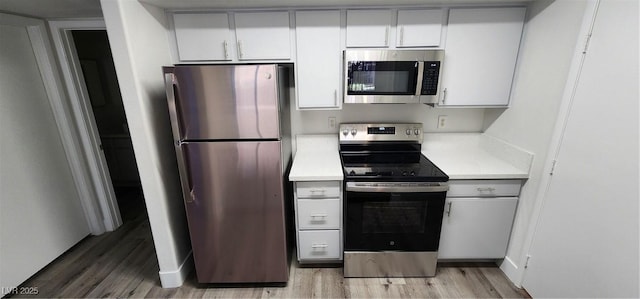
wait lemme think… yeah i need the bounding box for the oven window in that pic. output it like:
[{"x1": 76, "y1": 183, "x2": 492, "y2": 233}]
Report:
[
  {"x1": 347, "y1": 61, "x2": 418, "y2": 95},
  {"x1": 344, "y1": 191, "x2": 446, "y2": 251},
  {"x1": 362, "y1": 201, "x2": 427, "y2": 233}
]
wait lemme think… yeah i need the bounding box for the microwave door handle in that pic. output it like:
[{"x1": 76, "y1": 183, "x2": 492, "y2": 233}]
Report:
[{"x1": 415, "y1": 61, "x2": 425, "y2": 97}]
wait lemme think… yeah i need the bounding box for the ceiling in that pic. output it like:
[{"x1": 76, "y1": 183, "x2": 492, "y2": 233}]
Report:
[
  {"x1": 0, "y1": 0, "x2": 533, "y2": 19},
  {"x1": 0, "y1": 0, "x2": 102, "y2": 18}
]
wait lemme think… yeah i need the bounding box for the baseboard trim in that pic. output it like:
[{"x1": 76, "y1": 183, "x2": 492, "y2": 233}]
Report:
[
  {"x1": 499, "y1": 255, "x2": 522, "y2": 287},
  {"x1": 158, "y1": 251, "x2": 193, "y2": 288}
]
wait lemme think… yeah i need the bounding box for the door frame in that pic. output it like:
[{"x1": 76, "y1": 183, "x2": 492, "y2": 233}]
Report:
[{"x1": 48, "y1": 19, "x2": 123, "y2": 234}]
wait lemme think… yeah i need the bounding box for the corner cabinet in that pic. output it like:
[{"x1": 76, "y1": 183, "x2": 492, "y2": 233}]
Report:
[
  {"x1": 439, "y1": 7, "x2": 526, "y2": 107},
  {"x1": 295, "y1": 10, "x2": 342, "y2": 109},
  {"x1": 438, "y1": 180, "x2": 521, "y2": 259},
  {"x1": 294, "y1": 181, "x2": 343, "y2": 263}
]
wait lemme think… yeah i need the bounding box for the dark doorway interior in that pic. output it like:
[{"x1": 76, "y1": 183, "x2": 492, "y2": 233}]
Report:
[{"x1": 72, "y1": 30, "x2": 145, "y2": 222}]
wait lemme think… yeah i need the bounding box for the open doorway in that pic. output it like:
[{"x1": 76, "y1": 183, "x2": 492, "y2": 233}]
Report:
[{"x1": 71, "y1": 30, "x2": 145, "y2": 223}]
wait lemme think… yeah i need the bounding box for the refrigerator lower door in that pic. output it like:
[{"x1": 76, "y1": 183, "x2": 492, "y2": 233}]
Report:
[{"x1": 182, "y1": 140, "x2": 288, "y2": 283}]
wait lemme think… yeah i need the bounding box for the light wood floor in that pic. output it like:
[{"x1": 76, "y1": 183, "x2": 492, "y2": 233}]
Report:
[{"x1": 12, "y1": 194, "x2": 529, "y2": 298}]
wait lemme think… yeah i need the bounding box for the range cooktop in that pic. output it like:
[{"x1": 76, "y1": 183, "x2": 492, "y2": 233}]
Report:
[
  {"x1": 338, "y1": 123, "x2": 448, "y2": 182},
  {"x1": 341, "y1": 154, "x2": 449, "y2": 182}
]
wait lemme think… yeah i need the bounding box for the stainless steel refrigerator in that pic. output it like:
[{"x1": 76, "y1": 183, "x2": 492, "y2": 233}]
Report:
[{"x1": 163, "y1": 64, "x2": 292, "y2": 284}]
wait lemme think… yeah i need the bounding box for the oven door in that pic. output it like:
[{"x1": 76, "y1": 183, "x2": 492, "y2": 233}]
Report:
[{"x1": 344, "y1": 182, "x2": 447, "y2": 252}]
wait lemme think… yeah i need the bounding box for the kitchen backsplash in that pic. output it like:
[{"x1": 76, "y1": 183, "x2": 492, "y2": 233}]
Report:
[{"x1": 290, "y1": 104, "x2": 486, "y2": 137}]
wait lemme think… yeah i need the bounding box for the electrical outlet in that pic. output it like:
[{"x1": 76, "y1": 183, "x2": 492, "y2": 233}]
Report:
[
  {"x1": 437, "y1": 115, "x2": 448, "y2": 129},
  {"x1": 328, "y1": 116, "x2": 337, "y2": 129}
]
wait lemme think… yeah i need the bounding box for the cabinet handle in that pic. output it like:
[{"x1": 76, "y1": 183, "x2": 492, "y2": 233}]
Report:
[
  {"x1": 446, "y1": 202, "x2": 452, "y2": 217},
  {"x1": 477, "y1": 187, "x2": 496, "y2": 192},
  {"x1": 311, "y1": 244, "x2": 328, "y2": 249},
  {"x1": 441, "y1": 88, "x2": 447, "y2": 104},
  {"x1": 223, "y1": 40, "x2": 229, "y2": 59},
  {"x1": 334, "y1": 89, "x2": 338, "y2": 106},
  {"x1": 400, "y1": 26, "x2": 404, "y2": 46},
  {"x1": 309, "y1": 189, "x2": 326, "y2": 195},
  {"x1": 237, "y1": 40, "x2": 244, "y2": 59},
  {"x1": 384, "y1": 27, "x2": 389, "y2": 46},
  {"x1": 310, "y1": 214, "x2": 328, "y2": 218}
]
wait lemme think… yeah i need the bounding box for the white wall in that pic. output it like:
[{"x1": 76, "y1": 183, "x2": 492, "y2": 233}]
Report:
[
  {"x1": 522, "y1": 0, "x2": 639, "y2": 296},
  {"x1": 0, "y1": 19, "x2": 89, "y2": 289},
  {"x1": 100, "y1": 0, "x2": 191, "y2": 288},
  {"x1": 482, "y1": 0, "x2": 588, "y2": 285}
]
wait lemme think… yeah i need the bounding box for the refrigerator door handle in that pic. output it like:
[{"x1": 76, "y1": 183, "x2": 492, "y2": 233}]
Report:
[
  {"x1": 177, "y1": 143, "x2": 195, "y2": 203},
  {"x1": 165, "y1": 71, "x2": 195, "y2": 204},
  {"x1": 165, "y1": 72, "x2": 183, "y2": 143}
]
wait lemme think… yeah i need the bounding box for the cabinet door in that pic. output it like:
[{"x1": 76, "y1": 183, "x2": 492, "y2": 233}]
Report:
[
  {"x1": 173, "y1": 13, "x2": 232, "y2": 61},
  {"x1": 346, "y1": 10, "x2": 392, "y2": 48},
  {"x1": 396, "y1": 9, "x2": 443, "y2": 47},
  {"x1": 440, "y1": 7, "x2": 526, "y2": 106},
  {"x1": 438, "y1": 197, "x2": 518, "y2": 259},
  {"x1": 295, "y1": 10, "x2": 341, "y2": 109},
  {"x1": 234, "y1": 11, "x2": 291, "y2": 60}
]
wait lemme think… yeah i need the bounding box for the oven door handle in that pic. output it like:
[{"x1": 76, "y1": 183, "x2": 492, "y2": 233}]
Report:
[{"x1": 346, "y1": 182, "x2": 448, "y2": 193}]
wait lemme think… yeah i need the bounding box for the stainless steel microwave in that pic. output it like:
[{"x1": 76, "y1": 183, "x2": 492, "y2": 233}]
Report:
[{"x1": 344, "y1": 50, "x2": 444, "y2": 104}]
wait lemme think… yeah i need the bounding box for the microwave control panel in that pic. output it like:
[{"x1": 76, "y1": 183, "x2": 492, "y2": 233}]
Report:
[{"x1": 421, "y1": 61, "x2": 441, "y2": 95}]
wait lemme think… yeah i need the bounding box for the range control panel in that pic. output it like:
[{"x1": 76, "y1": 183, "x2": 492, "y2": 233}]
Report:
[{"x1": 339, "y1": 123, "x2": 423, "y2": 143}]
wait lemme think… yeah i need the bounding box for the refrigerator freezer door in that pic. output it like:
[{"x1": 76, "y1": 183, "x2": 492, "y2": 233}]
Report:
[
  {"x1": 182, "y1": 140, "x2": 288, "y2": 283},
  {"x1": 171, "y1": 64, "x2": 281, "y2": 140}
]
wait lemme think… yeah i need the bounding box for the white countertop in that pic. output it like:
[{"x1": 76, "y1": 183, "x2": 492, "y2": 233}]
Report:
[
  {"x1": 289, "y1": 135, "x2": 343, "y2": 181},
  {"x1": 289, "y1": 133, "x2": 533, "y2": 181},
  {"x1": 422, "y1": 133, "x2": 533, "y2": 180}
]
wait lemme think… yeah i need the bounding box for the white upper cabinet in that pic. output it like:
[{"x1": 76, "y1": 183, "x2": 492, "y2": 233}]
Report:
[
  {"x1": 295, "y1": 10, "x2": 342, "y2": 109},
  {"x1": 173, "y1": 13, "x2": 232, "y2": 61},
  {"x1": 396, "y1": 9, "x2": 443, "y2": 47},
  {"x1": 346, "y1": 10, "x2": 392, "y2": 48},
  {"x1": 439, "y1": 7, "x2": 526, "y2": 106},
  {"x1": 234, "y1": 11, "x2": 291, "y2": 60}
]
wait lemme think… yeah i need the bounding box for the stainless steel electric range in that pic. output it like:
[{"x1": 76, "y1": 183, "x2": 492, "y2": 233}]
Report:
[{"x1": 340, "y1": 123, "x2": 449, "y2": 278}]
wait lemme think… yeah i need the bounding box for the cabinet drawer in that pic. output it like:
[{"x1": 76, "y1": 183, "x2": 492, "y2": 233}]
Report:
[
  {"x1": 298, "y1": 198, "x2": 340, "y2": 230},
  {"x1": 447, "y1": 180, "x2": 522, "y2": 197},
  {"x1": 298, "y1": 230, "x2": 341, "y2": 260},
  {"x1": 296, "y1": 181, "x2": 341, "y2": 198}
]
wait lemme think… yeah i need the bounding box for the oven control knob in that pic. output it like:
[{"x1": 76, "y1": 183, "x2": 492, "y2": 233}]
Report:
[
  {"x1": 350, "y1": 129, "x2": 357, "y2": 136},
  {"x1": 410, "y1": 171, "x2": 416, "y2": 176},
  {"x1": 342, "y1": 129, "x2": 349, "y2": 136},
  {"x1": 406, "y1": 129, "x2": 411, "y2": 135},
  {"x1": 414, "y1": 129, "x2": 421, "y2": 135},
  {"x1": 402, "y1": 171, "x2": 408, "y2": 176}
]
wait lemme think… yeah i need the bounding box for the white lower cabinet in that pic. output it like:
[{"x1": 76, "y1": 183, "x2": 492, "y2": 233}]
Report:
[
  {"x1": 298, "y1": 230, "x2": 341, "y2": 260},
  {"x1": 297, "y1": 198, "x2": 340, "y2": 230},
  {"x1": 294, "y1": 181, "x2": 343, "y2": 263},
  {"x1": 438, "y1": 180, "x2": 521, "y2": 259}
]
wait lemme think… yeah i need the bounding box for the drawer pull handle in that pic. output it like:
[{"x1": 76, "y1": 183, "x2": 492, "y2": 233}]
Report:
[
  {"x1": 477, "y1": 187, "x2": 496, "y2": 192},
  {"x1": 311, "y1": 244, "x2": 328, "y2": 249},
  {"x1": 446, "y1": 202, "x2": 452, "y2": 217},
  {"x1": 309, "y1": 189, "x2": 326, "y2": 195},
  {"x1": 310, "y1": 214, "x2": 328, "y2": 218}
]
